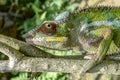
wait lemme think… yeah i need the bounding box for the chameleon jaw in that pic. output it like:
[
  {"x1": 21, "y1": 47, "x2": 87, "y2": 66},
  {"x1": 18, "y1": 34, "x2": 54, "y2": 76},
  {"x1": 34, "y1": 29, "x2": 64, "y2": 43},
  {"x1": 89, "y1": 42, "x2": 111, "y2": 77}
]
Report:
[{"x1": 25, "y1": 36, "x2": 68, "y2": 50}]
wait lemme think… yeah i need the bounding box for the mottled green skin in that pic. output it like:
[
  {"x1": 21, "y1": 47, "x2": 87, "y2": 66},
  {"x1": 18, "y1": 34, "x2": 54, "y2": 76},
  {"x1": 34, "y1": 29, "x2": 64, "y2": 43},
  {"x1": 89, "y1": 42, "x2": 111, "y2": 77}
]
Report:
[
  {"x1": 62, "y1": 7, "x2": 120, "y2": 28},
  {"x1": 62, "y1": 6, "x2": 120, "y2": 74},
  {"x1": 23, "y1": 6, "x2": 120, "y2": 74},
  {"x1": 54, "y1": 7, "x2": 120, "y2": 56},
  {"x1": 23, "y1": 6, "x2": 120, "y2": 55}
]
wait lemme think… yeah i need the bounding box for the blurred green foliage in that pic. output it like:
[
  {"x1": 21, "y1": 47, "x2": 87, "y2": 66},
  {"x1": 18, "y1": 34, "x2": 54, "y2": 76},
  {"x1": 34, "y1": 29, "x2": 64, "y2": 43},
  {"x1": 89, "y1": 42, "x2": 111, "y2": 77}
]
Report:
[
  {"x1": 11, "y1": 72, "x2": 28, "y2": 80},
  {"x1": 11, "y1": 72, "x2": 68, "y2": 80},
  {"x1": 19, "y1": 0, "x2": 79, "y2": 34},
  {"x1": 6, "y1": 0, "x2": 79, "y2": 80}
]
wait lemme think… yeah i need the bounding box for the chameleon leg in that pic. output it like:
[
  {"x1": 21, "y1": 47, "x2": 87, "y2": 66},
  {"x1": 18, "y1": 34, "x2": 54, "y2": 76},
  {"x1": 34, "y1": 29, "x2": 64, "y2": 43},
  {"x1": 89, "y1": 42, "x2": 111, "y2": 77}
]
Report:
[{"x1": 80, "y1": 28, "x2": 113, "y2": 74}]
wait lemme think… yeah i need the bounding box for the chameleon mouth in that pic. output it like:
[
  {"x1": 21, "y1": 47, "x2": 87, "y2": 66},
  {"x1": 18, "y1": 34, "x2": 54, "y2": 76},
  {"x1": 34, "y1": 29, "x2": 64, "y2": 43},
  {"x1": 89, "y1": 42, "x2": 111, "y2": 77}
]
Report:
[
  {"x1": 25, "y1": 36, "x2": 68, "y2": 50},
  {"x1": 28, "y1": 37, "x2": 68, "y2": 42}
]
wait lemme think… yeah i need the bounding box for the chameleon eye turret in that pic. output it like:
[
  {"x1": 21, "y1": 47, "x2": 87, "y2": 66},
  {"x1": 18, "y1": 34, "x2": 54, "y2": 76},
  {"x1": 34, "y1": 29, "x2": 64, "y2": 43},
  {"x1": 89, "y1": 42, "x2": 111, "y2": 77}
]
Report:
[
  {"x1": 23, "y1": 21, "x2": 59, "y2": 39},
  {"x1": 37, "y1": 21, "x2": 59, "y2": 36}
]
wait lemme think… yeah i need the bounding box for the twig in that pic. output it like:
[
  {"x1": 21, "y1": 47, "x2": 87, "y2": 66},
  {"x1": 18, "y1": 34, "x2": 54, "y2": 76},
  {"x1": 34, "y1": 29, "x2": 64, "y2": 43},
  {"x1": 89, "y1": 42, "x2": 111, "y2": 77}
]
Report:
[{"x1": 0, "y1": 42, "x2": 24, "y2": 69}]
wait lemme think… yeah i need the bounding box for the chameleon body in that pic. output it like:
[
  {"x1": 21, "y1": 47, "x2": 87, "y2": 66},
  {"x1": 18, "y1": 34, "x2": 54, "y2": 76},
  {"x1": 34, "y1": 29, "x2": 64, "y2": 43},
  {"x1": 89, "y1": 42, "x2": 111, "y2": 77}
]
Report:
[{"x1": 23, "y1": 6, "x2": 120, "y2": 74}]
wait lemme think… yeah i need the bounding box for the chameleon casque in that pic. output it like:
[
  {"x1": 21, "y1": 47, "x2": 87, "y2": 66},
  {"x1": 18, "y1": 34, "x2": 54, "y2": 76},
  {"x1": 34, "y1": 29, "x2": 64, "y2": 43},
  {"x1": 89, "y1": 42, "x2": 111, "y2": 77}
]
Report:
[{"x1": 23, "y1": 6, "x2": 120, "y2": 74}]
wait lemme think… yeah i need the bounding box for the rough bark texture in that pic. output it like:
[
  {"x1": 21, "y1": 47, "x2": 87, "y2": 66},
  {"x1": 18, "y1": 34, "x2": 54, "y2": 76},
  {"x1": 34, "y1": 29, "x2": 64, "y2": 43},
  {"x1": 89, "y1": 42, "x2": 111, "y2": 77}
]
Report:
[
  {"x1": 0, "y1": 34, "x2": 119, "y2": 75},
  {"x1": 0, "y1": 58, "x2": 120, "y2": 74}
]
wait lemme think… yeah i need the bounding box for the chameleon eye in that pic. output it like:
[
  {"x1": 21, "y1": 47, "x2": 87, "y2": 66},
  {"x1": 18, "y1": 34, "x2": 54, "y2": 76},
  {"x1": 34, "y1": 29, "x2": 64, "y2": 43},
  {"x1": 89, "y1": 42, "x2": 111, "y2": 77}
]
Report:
[{"x1": 46, "y1": 23, "x2": 52, "y2": 29}]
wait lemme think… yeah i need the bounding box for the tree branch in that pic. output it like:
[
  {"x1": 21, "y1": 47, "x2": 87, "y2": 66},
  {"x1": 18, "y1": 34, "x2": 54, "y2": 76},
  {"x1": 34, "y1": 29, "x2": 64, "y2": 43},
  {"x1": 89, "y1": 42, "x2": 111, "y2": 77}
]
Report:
[
  {"x1": 0, "y1": 58, "x2": 120, "y2": 75},
  {"x1": 0, "y1": 42, "x2": 24, "y2": 69},
  {"x1": 0, "y1": 34, "x2": 55, "y2": 57},
  {"x1": 0, "y1": 34, "x2": 119, "y2": 74}
]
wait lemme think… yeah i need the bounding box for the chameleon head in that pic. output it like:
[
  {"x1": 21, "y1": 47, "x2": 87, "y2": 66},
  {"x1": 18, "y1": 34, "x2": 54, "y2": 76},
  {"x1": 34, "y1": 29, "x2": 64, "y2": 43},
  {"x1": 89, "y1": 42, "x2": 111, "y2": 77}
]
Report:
[{"x1": 23, "y1": 21, "x2": 68, "y2": 50}]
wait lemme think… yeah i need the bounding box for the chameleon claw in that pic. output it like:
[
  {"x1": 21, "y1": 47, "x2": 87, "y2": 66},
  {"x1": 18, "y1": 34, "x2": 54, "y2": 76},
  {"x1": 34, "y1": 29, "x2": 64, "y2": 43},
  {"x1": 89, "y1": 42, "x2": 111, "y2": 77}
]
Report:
[
  {"x1": 79, "y1": 59, "x2": 97, "y2": 80},
  {"x1": 80, "y1": 59, "x2": 96, "y2": 74}
]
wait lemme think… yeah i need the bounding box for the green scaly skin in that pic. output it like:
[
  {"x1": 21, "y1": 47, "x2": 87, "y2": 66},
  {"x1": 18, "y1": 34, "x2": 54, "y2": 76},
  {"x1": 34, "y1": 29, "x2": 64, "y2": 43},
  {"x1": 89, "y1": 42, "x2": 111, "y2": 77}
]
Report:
[{"x1": 23, "y1": 6, "x2": 120, "y2": 75}]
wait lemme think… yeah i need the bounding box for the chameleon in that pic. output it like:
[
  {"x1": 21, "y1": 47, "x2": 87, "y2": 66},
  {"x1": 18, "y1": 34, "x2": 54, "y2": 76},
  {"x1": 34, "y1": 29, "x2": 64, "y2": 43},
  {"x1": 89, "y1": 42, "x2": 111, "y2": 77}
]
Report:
[{"x1": 23, "y1": 6, "x2": 120, "y2": 75}]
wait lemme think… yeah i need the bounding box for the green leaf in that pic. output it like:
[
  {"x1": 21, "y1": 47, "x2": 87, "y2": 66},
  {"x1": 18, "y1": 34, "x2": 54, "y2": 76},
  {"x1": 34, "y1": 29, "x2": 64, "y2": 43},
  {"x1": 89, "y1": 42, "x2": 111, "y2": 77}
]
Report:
[{"x1": 36, "y1": 11, "x2": 47, "y2": 25}]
